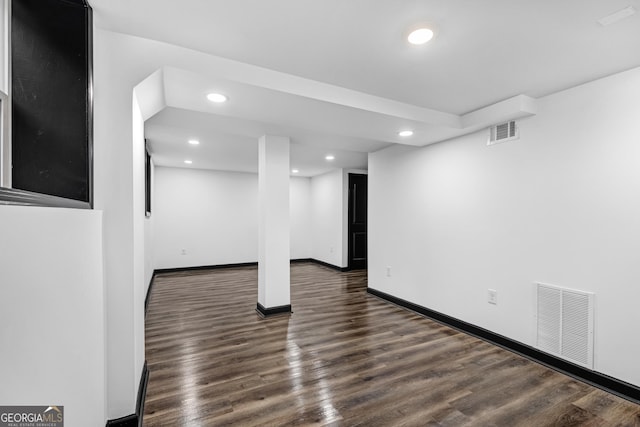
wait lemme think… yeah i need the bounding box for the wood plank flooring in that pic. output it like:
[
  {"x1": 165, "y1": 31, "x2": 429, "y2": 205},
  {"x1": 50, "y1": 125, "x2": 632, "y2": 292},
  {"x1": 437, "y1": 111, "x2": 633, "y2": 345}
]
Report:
[{"x1": 144, "y1": 262, "x2": 640, "y2": 426}]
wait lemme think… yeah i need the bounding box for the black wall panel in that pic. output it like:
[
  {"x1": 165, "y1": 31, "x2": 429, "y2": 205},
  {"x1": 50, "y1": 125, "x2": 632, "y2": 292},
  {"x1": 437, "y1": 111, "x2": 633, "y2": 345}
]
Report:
[{"x1": 11, "y1": 0, "x2": 92, "y2": 203}]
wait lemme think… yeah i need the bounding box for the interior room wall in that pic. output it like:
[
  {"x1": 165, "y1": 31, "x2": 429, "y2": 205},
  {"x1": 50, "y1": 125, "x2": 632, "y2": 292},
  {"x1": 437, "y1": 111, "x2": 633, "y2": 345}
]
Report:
[
  {"x1": 131, "y1": 94, "x2": 147, "y2": 394},
  {"x1": 308, "y1": 168, "x2": 367, "y2": 268},
  {"x1": 0, "y1": 206, "x2": 105, "y2": 426},
  {"x1": 154, "y1": 165, "x2": 370, "y2": 271},
  {"x1": 368, "y1": 66, "x2": 640, "y2": 387},
  {"x1": 153, "y1": 166, "x2": 259, "y2": 269},
  {"x1": 93, "y1": 28, "x2": 148, "y2": 419},
  {"x1": 153, "y1": 167, "x2": 313, "y2": 269},
  {"x1": 310, "y1": 169, "x2": 344, "y2": 267},
  {"x1": 290, "y1": 176, "x2": 312, "y2": 259}
]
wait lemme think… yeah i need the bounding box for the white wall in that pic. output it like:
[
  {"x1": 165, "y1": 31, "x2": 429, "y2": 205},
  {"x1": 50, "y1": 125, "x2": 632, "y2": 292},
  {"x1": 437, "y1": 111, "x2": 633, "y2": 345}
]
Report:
[
  {"x1": 153, "y1": 165, "x2": 365, "y2": 272},
  {"x1": 131, "y1": 94, "x2": 146, "y2": 399},
  {"x1": 0, "y1": 206, "x2": 105, "y2": 427},
  {"x1": 153, "y1": 166, "x2": 258, "y2": 269},
  {"x1": 309, "y1": 168, "x2": 367, "y2": 268},
  {"x1": 369, "y1": 67, "x2": 640, "y2": 387},
  {"x1": 290, "y1": 176, "x2": 312, "y2": 259},
  {"x1": 93, "y1": 28, "x2": 148, "y2": 419},
  {"x1": 311, "y1": 169, "x2": 344, "y2": 267},
  {"x1": 154, "y1": 167, "x2": 313, "y2": 269}
]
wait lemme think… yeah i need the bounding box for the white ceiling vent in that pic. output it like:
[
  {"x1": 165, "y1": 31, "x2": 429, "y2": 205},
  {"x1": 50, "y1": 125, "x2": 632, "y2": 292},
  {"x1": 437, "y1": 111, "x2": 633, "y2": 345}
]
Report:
[
  {"x1": 536, "y1": 283, "x2": 594, "y2": 369},
  {"x1": 488, "y1": 120, "x2": 518, "y2": 145}
]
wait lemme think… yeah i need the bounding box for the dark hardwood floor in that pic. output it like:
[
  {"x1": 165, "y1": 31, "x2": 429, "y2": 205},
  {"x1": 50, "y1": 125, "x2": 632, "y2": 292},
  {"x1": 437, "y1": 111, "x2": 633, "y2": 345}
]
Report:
[{"x1": 144, "y1": 263, "x2": 640, "y2": 426}]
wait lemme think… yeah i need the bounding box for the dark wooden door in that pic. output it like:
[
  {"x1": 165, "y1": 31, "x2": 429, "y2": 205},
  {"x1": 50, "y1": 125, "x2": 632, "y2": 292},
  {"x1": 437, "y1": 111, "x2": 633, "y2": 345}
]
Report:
[{"x1": 348, "y1": 174, "x2": 367, "y2": 270}]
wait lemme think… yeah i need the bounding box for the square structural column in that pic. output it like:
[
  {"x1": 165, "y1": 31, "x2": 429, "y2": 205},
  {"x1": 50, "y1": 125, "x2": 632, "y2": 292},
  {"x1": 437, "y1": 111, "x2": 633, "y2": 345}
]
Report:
[{"x1": 257, "y1": 135, "x2": 291, "y2": 317}]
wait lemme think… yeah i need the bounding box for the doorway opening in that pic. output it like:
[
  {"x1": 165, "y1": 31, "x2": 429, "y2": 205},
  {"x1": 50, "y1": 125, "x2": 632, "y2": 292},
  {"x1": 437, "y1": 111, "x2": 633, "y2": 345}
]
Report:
[{"x1": 347, "y1": 173, "x2": 367, "y2": 270}]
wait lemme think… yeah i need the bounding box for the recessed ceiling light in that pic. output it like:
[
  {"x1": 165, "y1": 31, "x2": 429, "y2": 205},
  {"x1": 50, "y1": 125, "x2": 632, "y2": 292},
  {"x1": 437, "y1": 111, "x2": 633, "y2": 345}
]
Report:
[
  {"x1": 407, "y1": 28, "x2": 434, "y2": 45},
  {"x1": 398, "y1": 130, "x2": 414, "y2": 137},
  {"x1": 184, "y1": 160, "x2": 193, "y2": 164},
  {"x1": 325, "y1": 155, "x2": 335, "y2": 161},
  {"x1": 207, "y1": 93, "x2": 228, "y2": 103},
  {"x1": 292, "y1": 169, "x2": 299, "y2": 174},
  {"x1": 188, "y1": 139, "x2": 200, "y2": 145},
  {"x1": 598, "y1": 6, "x2": 636, "y2": 26}
]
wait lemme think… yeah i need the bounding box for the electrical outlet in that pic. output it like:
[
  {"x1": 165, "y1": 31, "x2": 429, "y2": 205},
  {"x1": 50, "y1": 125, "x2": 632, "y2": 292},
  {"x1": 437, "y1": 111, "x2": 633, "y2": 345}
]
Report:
[
  {"x1": 330, "y1": 246, "x2": 334, "y2": 253},
  {"x1": 386, "y1": 266, "x2": 392, "y2": 277},
  {"x1": 488, "y1": 289, "x2": 498, "y2": 305},
  {"x1": 181, "y1": 248, "x2": 187, "y2": 255}
]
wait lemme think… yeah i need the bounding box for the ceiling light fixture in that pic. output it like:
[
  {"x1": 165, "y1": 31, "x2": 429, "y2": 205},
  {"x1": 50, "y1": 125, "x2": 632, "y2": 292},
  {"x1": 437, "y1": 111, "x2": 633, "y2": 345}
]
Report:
[
  {"x1": 207, "y1": 93, "x2": 228, "y2": 103},
  {"x1": 325, "y1": 155, "x2": 335, "y2": 161},
  {"x1": 398, "y1": 130, "x2": 414, "y2": 137},
  {"x1": 292, "y1": 169, "x2": 299, "y2": 174},
  {"x1": 597, "y1": 5, "x2": 636, "y2": 26},
  {"x1": 188, "y1": 139, "x2": 200, "y2": 145},
  {"x1": 407, "y1": 28, "x2": 434, "y2": 45},
  {"x1": 184, "y1": 160, "x2": 193, "y2": 164}
]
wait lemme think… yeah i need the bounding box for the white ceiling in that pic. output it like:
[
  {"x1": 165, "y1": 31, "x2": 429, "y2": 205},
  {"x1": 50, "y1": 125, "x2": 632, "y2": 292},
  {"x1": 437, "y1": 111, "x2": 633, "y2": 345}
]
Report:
[
  {"x1": 90, "y1": 0, "x2": 640, "y2": 176},
  {"x1": 146, "y1": 107, "x2": 370, "y2": 176}
]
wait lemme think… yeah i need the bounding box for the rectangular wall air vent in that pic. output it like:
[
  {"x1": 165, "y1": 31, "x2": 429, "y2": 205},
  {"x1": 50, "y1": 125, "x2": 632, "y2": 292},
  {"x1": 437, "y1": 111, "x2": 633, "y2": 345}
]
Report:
[
  {"x1": 488, "y1": 120, "x2": 518, "y2": 145},
  {"x1": 536, "y1": 283, "x2": 594, "y2": 369}
]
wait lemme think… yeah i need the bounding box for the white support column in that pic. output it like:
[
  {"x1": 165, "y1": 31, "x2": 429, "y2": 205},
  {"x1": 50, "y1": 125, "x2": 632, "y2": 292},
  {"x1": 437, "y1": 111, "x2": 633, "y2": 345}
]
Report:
[{"x1": 257, "y1": 135, "x2": 291, "y2": 316}]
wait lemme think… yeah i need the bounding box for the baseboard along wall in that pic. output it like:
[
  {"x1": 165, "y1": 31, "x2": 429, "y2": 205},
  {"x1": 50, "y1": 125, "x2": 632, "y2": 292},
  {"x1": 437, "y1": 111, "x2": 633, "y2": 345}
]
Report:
[{"x1": 367, "y1": 287, "x2": 640, "y2": 405}]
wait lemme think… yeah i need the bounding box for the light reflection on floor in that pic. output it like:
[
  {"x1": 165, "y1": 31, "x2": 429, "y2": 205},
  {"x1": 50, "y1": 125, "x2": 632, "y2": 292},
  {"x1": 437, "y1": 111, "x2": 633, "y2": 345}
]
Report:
[{"x1": 286, "y1": 331, "x2": 342, "y2": 424}]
